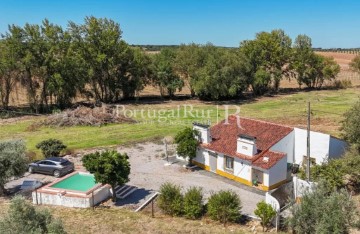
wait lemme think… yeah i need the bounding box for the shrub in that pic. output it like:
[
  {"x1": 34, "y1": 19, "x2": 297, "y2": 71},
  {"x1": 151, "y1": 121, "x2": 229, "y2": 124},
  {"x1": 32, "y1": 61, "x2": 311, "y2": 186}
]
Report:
[
  {"x1": 333, "y1": 79, "x2": 352, "y2": 89},
  {"x1": 183, "y1": 187, "x2": 204, "y2": 219},
  {"x1": 158, "y1": 182, "x2": 183, "y2": 216},
  {"x1": 254, "y1": 201, "x2": 276, "y2": 232},
  {"x1": 341, "y1": 98, "x2": 360, "y2": 152},
  {"x1": 36, "y1": 138, "x2": 67, "y2": 158},
  {"x1": 0, "y1": 196, "x2": 66, "y2": 234},
  {"x1": 287, "y1": 183, "x2": 357, "y2": 234},
  {"x1": 207, "y1": 190, "x2": 242, "y2": 225},
  {"x1": 0, "y1": 140, "x2": 28, "y2": 195}
]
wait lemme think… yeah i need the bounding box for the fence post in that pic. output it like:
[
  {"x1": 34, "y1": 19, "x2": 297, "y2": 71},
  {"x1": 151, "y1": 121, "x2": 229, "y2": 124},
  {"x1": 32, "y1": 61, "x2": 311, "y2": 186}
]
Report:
[
  {"x1": 151, "y1": 199, "x2": 154, "y2": 218},
  {"x1": 275, "y1": 211, "x2": 280, "y2": 232}
]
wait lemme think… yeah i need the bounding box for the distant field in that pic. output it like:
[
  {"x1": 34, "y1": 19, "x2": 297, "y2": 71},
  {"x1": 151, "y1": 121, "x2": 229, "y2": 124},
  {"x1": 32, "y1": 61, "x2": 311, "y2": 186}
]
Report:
[{"x1": 1, "y1": 88, "x2": 358, "y2": 158}]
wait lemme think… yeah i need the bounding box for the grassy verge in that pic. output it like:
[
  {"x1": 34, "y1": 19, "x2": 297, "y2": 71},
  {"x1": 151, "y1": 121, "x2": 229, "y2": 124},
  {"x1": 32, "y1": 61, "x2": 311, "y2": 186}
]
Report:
[
  {"x1": 0, "y1": 88, "x2": 358, "y2": 158},
  {"x1": 0, "y1": 198, "x2": 266, "y2": 234}
]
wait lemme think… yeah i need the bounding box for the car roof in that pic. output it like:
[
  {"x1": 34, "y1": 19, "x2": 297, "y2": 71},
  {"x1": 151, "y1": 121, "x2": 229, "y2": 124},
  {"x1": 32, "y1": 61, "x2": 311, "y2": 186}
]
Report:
[{"x1": 46, "y1": 157, "x2": 68, "y2": 163}]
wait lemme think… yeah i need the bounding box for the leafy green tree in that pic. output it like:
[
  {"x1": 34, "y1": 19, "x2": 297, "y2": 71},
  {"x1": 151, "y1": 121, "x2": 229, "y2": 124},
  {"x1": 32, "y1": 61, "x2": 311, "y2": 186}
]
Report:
[
  {"x1": 175, "y1": 127, "x2": 200, "y2": 166},
  {"x1": 341, "y1": 98, "x2": 360, "y2": 151},
  {"x1": 0, "y1": 34, "x2": 23, "y2": 109},
  {"x1": 157, "y1": 182, "x2": 183, "y2": 216},
  {"x1": 350, "y1": 54, "x2": 360, "y2": 74},
  {"x1": 36, "y1": 139, "x2": 67, "y2": 158},
  {"x1": 290, "y1": 34, "x2": 314, "y2": 88},
  {"x1": 183, "y1": 187, "x2": 204, "y2": 219},
  {"x1": 287, "y1": 183, "x2": 357, "y2": 234},
  {"x1": 82, "y1": 150, "x2": 131, "y2": 202},
  {"x1": 0, "y1": 196, "x2": 66, "y2": 234},
  {"x1": 192, "y1": 45, "x2": 250, "y2": 100},
  {"x1": 152, "y1": 48, "x2": 184, "y2": 98},
  {"x1": 254, "y1": 201, "x2": 276, "y2": 232},
  {"x1": 69, "y1": 17, "x2": 150, "y2": 102},
  {"x1": 207, "y1": 190, "x2": 242, "y2": 226},
  {"x1": 305, "y1": 159, "x2": 345, "y2": 189},
  {"x1": 119, "y1": 47, "x2": 153, "y2": 99},
  {"x1": 240, "y1": 29, "x2": 292, "y2": 94},
  {"x1": 174, "y1": 43, "x2": 205, "y2": 97},
  {"x1": 0, "y1": 140, "x2": 28, "y2": 195}
]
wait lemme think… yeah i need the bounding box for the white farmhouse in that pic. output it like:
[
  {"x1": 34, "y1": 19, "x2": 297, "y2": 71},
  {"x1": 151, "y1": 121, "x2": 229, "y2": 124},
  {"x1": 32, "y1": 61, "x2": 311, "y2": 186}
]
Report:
[{"x1": 192, "y1": 116, "x2": 347, "y2": 191}]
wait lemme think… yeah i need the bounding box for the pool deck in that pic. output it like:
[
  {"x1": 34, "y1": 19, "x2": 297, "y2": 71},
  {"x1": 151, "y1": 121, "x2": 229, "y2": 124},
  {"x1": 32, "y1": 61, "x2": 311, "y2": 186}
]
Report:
[{"x1": 35, "y1": 171, "x2": 110, "y2": 198}]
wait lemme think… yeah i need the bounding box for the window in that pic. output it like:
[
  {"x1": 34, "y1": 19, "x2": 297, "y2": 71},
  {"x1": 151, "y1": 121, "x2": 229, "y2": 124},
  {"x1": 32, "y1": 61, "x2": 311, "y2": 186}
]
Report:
[
  {"x1": 242, "y1": 146, "x2": 248, "y2": 150},
  {"x1": 225, "y1": 156, "x2": 234, "y2": 170}
]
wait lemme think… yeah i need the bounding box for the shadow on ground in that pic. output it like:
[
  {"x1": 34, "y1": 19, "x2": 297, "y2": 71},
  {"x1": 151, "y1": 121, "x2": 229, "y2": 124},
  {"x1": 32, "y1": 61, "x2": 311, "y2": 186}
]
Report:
[{"x1": 114, "y1": 188, "x2": 154, "y2": 207}]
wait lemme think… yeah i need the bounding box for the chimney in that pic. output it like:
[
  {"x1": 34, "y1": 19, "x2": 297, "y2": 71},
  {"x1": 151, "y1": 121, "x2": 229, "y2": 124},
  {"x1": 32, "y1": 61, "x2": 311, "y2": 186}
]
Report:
[
  {"x1": 237, "y1": 134, "x2": 257, "y2": 156},
  {"x1": 193, "y1": 122, "x2": 211, "y2": 144}
]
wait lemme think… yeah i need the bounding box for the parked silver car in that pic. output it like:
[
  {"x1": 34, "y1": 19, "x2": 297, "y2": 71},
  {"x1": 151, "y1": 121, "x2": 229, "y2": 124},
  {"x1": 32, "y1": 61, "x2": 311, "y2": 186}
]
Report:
[{"x1": 28, "y1": 157, "x2": 74, "y2": 177}]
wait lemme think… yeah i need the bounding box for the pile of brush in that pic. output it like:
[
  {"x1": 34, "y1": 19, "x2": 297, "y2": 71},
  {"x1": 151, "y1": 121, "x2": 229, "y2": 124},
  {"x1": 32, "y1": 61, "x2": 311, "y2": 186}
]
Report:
[{"x1": 32, "y1": 106, "x2": 136, "y2": 127}]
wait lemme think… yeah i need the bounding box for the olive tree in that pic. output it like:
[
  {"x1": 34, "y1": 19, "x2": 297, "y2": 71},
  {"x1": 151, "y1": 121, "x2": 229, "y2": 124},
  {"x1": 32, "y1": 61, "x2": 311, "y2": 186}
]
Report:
[
  {"x1": 287, "y1": 183, "x2": 357, "y2": 234},
  {"x1": 0, "y1": 196, "x2": 66, "y2": 234},
  {"x1": 0, "y1": 140, "x2": 28, "y2": 195},
  {"x1": 82, "y1": 150, "x2": 130, "y2": 202}
]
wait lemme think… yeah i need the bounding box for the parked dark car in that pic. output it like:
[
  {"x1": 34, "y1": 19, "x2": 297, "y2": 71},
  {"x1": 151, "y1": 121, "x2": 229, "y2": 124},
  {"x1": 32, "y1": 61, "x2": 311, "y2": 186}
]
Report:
[
  {"x1": 28, "y1": 157, "x2": 74, "y2": 177},
  {"x1": 20, "y1": 180, "x2": 43, "y2": 191}
]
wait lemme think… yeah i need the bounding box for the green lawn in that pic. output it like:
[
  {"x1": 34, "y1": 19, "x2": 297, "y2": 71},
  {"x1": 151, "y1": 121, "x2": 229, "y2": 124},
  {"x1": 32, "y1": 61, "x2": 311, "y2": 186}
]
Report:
[{"x1": 0, "y1": 88, "x2": 358, "y2": 158}]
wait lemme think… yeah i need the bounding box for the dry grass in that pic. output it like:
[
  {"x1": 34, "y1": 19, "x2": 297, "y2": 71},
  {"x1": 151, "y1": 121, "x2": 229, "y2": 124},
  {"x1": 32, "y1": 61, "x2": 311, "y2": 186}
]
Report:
[{"x1": 0, "y1": 197, "x2": 262, "y2": 234}]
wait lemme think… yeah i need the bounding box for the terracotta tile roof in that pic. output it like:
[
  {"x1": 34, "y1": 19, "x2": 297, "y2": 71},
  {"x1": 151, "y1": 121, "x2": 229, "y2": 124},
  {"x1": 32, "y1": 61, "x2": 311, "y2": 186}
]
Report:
[
  {"x1": 252, "y1": 151, "x2": 287, "y2": 169},
  {"x1": 200, "y1": 115, "x2": 293, "y2": 169}
]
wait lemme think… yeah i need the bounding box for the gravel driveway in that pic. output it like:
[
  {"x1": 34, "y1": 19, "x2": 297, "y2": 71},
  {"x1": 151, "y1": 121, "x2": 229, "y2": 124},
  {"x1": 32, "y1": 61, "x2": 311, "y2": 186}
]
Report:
[
  {"x1": 118, "y1": 142, "x2": 265, "y2": 216},
  {"x1": 6, "y1": 142, "x2": 264, "y2": 216}
]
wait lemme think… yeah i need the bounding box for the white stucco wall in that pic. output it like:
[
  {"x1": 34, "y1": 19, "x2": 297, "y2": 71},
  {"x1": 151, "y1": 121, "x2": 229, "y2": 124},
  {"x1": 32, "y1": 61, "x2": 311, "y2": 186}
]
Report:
[
  {"x1": 233, "y1": 158, "x2": 252, "y2": 181},
  {"x1": 268, "y1": 156, "x2": 288, "y2": 186},
  {"x1": 193, "y1": 125, "x2": 211, "y2": 144},
  {"x1": 32, "y1": 186, "x2": 111, "y2": 208},
  {"x1": 329, "y1": 137, "x2": 347, "y2": 159},
  {"x1": 237, "y1": 138, "x2": 257, "y2": 156},
  {"x1": 270, "y1": 131, "x2": 295, "y2": 163},
  {"x1": 294, "y1": 128, "x2": 330, "y2": 165},
  {"x1": 194, "y1": 148, "x2": 210, "y2": 166}
]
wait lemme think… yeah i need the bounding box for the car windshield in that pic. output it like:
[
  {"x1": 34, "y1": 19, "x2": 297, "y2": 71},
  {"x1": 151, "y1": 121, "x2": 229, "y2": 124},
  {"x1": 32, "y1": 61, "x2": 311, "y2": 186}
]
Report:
[{"x1": 22, "y1": 181, "x2": 34, "y2": 186}]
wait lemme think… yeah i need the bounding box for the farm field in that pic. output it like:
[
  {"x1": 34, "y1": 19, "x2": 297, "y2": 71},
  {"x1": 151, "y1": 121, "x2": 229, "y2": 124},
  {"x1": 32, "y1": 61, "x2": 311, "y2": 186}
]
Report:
[{"x1": 1, "y1": 88, "x2": 358, "y2": 158}]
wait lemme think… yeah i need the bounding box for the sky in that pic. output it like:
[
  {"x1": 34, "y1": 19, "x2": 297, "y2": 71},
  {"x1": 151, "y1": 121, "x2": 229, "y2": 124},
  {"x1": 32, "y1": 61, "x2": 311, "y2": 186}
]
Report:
[{"x1": 0, "y1": 0, "x2": 359, "y2": 48}]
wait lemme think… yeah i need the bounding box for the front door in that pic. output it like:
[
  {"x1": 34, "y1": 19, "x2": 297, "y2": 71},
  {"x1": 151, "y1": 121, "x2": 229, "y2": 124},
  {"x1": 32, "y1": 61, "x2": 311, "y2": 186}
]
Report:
[{"x1": 209, "y1": 152, "x2": 217, "y2": 172}]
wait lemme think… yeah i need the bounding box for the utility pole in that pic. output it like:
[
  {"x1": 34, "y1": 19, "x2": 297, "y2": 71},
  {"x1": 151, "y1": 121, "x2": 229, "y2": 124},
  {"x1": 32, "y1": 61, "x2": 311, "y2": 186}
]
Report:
[
  {"x1": 306, "y1": 102, "x2": 311, "y2": 182},
  {"x1": 164, "y1": 139, "x2": 168, "y2": 163}
]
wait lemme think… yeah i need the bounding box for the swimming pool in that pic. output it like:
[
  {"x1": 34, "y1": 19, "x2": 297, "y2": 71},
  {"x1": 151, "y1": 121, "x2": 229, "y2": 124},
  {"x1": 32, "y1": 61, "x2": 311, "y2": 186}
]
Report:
[
  {"x1": 32, "y1": 171, "x2": 111, "y2": 208},
  {"x1": 50, "y1": 173, "x2": 96, "y2": 192}
]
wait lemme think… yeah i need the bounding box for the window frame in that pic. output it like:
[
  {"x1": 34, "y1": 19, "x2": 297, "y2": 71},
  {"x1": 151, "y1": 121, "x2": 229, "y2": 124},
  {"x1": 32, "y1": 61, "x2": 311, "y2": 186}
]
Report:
[{"x1": 224, "y1": 156, "x2": 234, "y2": 171}]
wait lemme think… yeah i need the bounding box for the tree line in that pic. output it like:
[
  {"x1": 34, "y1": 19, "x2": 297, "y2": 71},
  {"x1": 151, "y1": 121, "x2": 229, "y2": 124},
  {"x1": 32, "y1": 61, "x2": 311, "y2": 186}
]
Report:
[{"x1": 0, "y1": 17, "x2": 341, "y2": 112}]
